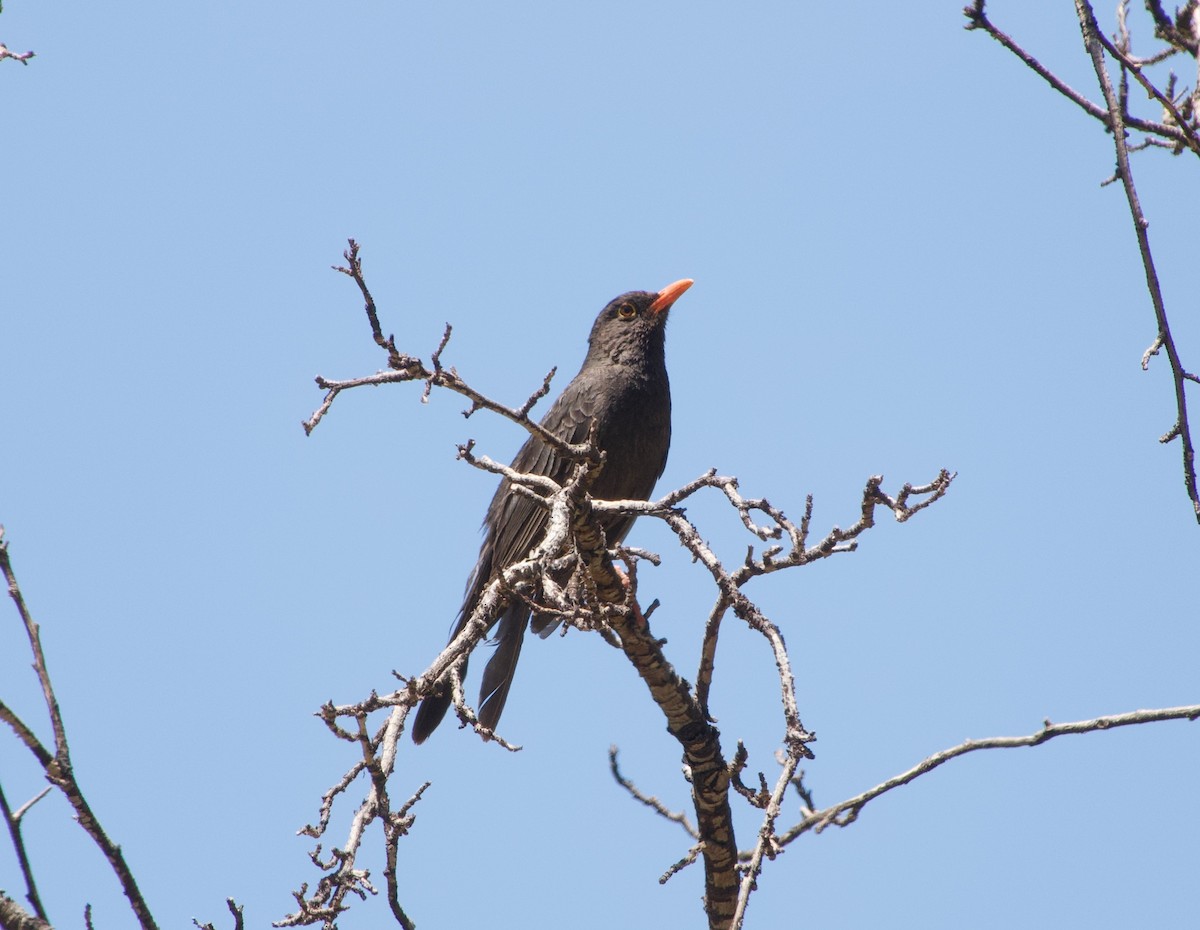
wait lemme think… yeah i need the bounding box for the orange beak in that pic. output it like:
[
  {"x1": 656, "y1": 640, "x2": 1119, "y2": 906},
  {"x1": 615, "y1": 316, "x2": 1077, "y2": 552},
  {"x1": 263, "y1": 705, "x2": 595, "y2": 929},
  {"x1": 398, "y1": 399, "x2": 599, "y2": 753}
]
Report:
[{"x1": 648, "y1": 278, "x2": 694, "y2": 315}]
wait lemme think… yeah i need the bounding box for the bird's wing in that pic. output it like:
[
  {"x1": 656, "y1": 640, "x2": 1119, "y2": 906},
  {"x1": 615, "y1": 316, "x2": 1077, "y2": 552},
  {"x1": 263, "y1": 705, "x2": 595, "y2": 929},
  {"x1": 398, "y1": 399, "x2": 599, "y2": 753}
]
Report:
[
  {"x1": 486, "y1": 379, "x2": 602, "y2": 570},
  {"x1": 472, "y1": 379, "x2": 603, "y2": 727}
]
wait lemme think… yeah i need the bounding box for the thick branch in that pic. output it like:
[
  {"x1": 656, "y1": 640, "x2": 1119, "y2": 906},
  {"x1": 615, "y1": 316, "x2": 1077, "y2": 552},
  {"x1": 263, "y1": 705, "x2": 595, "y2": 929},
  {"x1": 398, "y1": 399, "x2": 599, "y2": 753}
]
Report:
[{"x1": 568, "y1": 489, "x2": 740, "y2": 930}]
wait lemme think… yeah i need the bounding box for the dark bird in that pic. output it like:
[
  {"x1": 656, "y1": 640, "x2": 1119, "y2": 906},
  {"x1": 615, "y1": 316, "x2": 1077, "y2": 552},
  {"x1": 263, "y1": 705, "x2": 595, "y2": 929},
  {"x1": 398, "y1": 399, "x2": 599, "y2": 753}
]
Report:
[{"x1": 411, "y1": 278, "x2": 693, "y2": 743}]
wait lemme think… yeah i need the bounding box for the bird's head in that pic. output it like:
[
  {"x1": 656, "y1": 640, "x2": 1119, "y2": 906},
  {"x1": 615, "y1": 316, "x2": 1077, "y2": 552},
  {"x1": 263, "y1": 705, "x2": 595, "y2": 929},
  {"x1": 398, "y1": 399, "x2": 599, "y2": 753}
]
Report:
[{"x1": 585, "y1": 278, "x2": 693, "y2": 366}]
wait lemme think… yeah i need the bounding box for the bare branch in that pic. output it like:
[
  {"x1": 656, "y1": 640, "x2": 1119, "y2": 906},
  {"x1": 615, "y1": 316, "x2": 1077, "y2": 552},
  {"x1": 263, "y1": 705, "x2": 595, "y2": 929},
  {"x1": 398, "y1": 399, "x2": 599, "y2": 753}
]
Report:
[
  {"x1": 382, "y1": 784, "x2": 429, "y2": 930},
  {"x1": 731, "y1": 744, "x2": 801, "y2": 930},
  {"x1": 592, "y1": 469, "x2": 951, "y2": 926},
  {"x1": 566, "y1": 474, "x2": 741, "y2": 929},
  {"x1": 967, "y1": 3, "x2": 1200, "y2": 521},
  {"x1": 282, "y1": 475, "x2": 588, "y2": 923},
  {"x1": 0, "y1": 781, "x2": 48, "y2": 923},
  {"x1": 420, "y1": 324, "x2": 453, "y2": 403},
  {"x1": 0, "y1": 44, "x2": 36, "y2": 65},
  {"x1": 0, "y1": 892, "x2": 52, "y2": 930},
  {"x1": 1146, "y1": 0, "x2": 1200, "y2": 55},
  {"x1": 305, "y1": 241, "x2": 597, "y2": 466},
  {"x1": 516, "y1": 367, "x2": 558, "y2": 418},
  {"x1": 609, "y1": 746, "x2": 699, "y2": 841},
  {"x1": 728, "y1": 743, "x2": 769, "y2": 808},
  {"x1": 659, "y1": 843, "x2": 704, "y2": 885},
  {"x1": 695, "y1": 596, "x2": 730, "y2": 718},
  {"x1": 332, "y1": 240, "x2": 404, "y2": 368},
  {"x1": 1094, "y1": 11, "x2": 1200, "y2": 153},
  {"x1": 194, "y1": 899, "x2": 245, "y2": 930},
  {"x1": 0, "y1": 698, "x2": 52, "y2": 769},
  {"x1": 962, "y1": 1, "x2": 1195, "y2": 148},
  {"x1": 777, "y1": 705, "x2": 1200, "y2": 846},
  {"x1": 299, "y1": 243, "x2": 956, "y2": 928},
  {"x1": 0, "y1": 530, "x2": 161, "y2": 930},
  {"x1": 1074, "y1": 0, "x2": 1200, "y2": 521},
  {"x1": 455, "y1": 440, "x2": 562, "y2": 497}
]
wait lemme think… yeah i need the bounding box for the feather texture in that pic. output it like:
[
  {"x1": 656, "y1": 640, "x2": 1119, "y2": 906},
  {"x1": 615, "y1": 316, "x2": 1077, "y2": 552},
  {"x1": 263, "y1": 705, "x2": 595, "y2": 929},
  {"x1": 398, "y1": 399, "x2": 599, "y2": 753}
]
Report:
[{"x1": 411, "y1": 282, "x2": 689, "y2": 743}]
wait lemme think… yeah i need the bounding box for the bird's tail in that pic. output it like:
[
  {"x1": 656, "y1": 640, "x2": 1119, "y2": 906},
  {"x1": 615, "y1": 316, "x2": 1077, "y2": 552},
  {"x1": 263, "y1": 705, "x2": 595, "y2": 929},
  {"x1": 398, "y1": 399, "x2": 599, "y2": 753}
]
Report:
[
  {"x1": 410, "y1": 655, "x2": 468, "y2": 744},
  {"x1": 410, "y1": 600, "x2": 531, "y2": 743},
  {"x1": 476, "y1": 605, "x2": 527, "y2": 734}
]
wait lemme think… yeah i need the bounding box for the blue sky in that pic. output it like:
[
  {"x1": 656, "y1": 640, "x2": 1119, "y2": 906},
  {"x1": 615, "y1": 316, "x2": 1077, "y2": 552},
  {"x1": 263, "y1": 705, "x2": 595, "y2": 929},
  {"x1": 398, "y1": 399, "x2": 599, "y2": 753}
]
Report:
[{"x1": 2, "y1": 3, "x2": 1198, "y2": 929}]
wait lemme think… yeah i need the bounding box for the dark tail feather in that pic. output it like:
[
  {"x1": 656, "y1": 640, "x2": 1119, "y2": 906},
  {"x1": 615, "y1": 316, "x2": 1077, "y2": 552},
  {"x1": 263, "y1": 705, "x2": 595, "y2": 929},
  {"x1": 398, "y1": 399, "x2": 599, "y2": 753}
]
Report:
[
  {"x1": 477, "y1": 606, "x2": 528, "y2": 734},
  {"x1": 411, "y1": 655, "x2": 470, "y2": 744}
]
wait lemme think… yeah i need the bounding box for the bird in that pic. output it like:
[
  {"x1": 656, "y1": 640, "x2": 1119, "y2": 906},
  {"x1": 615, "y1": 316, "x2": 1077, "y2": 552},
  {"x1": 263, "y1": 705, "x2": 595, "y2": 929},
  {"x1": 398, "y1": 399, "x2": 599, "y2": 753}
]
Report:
[{"x1": 410, "y1": 278, "x2": 693, "y2": 743}]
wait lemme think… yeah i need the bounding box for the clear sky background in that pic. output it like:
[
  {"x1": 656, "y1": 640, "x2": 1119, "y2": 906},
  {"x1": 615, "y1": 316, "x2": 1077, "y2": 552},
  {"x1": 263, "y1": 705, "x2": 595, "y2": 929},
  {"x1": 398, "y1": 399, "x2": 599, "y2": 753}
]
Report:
[{"x1": 3, "y1": 3, "x2": 1198, "y2": 929}]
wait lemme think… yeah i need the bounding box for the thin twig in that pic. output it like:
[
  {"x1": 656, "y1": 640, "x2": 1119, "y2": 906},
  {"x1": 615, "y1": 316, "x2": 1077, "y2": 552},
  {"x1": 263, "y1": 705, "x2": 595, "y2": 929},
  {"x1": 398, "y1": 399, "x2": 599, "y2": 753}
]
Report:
[
  {"x1": 0, "y1": 44, "x2": 36, "y2": 65},
  {"x1": 963, "y1": 1, "x2": 1194, "y2": 147},
  {"x1": 1075, "y1": 0, "x2": 1200, "y2": 521},
  {"x1": 731, "y1": 746, "x2": 800, "y2": 930},
  {"x1": 966, "y1": 2, "x2": 1200, "y2": 521},
  {"x1": 1095, "y1": 13, "x2": 1200, "y2": 153},
  {"x1": 0, "y1": 530, "x2": 161, "y2": 930},
  {"x1": 0, "y1": 781, "x2": 48, "y2": 922},
  {"x1": 776, "y1": 705, "x2": 1200, "y2": 845},
  {"x1": 609, "y1": 747, "x2": 699, "y2": 841}
]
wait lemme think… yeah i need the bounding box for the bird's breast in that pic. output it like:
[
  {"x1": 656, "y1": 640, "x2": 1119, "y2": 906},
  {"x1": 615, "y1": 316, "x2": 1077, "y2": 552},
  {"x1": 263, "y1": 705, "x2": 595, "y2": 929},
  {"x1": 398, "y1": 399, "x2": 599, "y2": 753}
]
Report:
[{"x1": 589, "y1": 372, "x2": 672, "y2": 503}]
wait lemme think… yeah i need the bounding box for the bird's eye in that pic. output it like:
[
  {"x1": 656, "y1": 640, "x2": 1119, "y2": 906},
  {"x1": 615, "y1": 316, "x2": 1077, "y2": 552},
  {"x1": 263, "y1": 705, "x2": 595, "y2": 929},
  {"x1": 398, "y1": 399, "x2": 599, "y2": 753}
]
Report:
[{"x1": 617, "y1": 303, "x2": 637, "y2": 319}]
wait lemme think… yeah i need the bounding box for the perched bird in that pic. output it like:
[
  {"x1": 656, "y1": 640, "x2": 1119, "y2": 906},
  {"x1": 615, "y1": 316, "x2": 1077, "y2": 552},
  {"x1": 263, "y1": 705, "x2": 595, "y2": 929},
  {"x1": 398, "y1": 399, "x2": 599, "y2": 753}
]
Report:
[{"x1": 411, "y1": 279, "x2": 693, "y2": 743}]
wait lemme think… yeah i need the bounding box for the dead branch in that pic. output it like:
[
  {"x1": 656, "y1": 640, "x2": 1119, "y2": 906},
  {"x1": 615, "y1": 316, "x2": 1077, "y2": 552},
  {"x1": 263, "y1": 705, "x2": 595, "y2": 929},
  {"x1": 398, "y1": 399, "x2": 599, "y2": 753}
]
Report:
[
  {"x1": 775, "y1": 705, "x2": 1200, "y2": 845},
  {"x1": 966, "y1": 1, "x2": 1200, "y2": 523},
  {"x1": 963, "y1": 0, "x2": 1198, "y2": 150},
  {"x1": 0, "y1": 44, "x2": 36, "y2": 65},
  {"x1": 609, "y1": 746, "x2": 699, "y2": 841},
  {"x1": 1074, "y1": 0, "x2": 1200, "y2": 522},
  {"x1": 0, "y1": 781, "x2": 50, "y2": 924},
  {"x1": 0, "y1": 530, "x2": 160, "y2": 930},
  {"x1": 299, "y1": 244, "x2": 955, "y2": 929},
  {"x1": 0, "y1": 892, "x2": 52, "y2": 930},
  {"x1": 194, "y1": 899, "x2": 245, "y2": 930}
]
